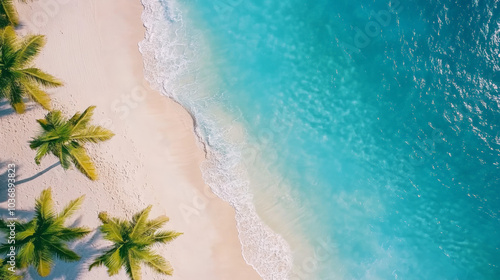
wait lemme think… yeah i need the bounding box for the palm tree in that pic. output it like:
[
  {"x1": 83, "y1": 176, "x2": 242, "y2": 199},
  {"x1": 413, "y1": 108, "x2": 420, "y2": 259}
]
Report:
[
  {"x1": 29, "y1": 106, "x2": 115, "y2": 180},
  {"x1": 90, "y1": 206, "x2": 182, "y2": 280},
  {"x1": 0, "y1": 26, "x2": 63, "y2": 113},
  {"x1": 0, "y1": 260, "x2": 22, "y2": 280},
  {"x1": 0, "y1": 188, "x2": 91, "y2": 277},
  {"x1": 0, "y1": 0, "x2": 19, "y2": 27}
]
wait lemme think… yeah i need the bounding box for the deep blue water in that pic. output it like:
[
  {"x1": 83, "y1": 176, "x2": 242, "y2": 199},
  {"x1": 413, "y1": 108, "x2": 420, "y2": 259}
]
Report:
[{"x1": 148, "y1": 0, "x2": 500, "y2": 278}]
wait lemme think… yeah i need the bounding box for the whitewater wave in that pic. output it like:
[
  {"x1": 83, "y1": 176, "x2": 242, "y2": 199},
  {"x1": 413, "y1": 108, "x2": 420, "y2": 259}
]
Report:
[{"x1": 138, "y1": 0, "x2": 293, "y2": 279}]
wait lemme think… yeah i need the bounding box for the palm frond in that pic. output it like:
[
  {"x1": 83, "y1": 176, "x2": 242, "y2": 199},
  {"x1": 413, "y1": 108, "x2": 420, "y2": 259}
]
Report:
[
  {"x1": 34, "y1": 250, "x2": 53, "y2": 277},
  {"x1": 15, "y1": 34, "x2": 45, "y2": 67},
  {"x1": 130, "y1": 206, "x2": 152, "y2": 239},
  {"x1": 57, "y1": 195, "x2": 85, "y2": 221},
  {"x1": 45, "y1": 110, "x2": 65, "y2": 127},
  {"x1": 21, "y1": 80, "x2": 51, "y2": 110},
  {"x1": 142, "y1": 215, "x2": 169, "y2": 234},
  {"x1": 47, "y1": 242, "x2": 80, "y2": 262},
  {"x1": 89, "y1": 247, "x2": 123, "y2": 276},
  {"x1": 58, "y1": 144, "x2": 73, "y2": 169},
  {"x1": 33, "y1": 142, "x2": 49, "y2": 164},
  {"x1": 55, "y1": 227, "x2": 91, "y2": 242},
  {"x1": 17, "y1": 241, "x2": 35, "y2": 265},
  {"x1": 72, "y1": 125, "x2": 115, "y2": 143},
  {"x1": 151, "y1": 230, "x2": 183, "y2": 244},
  {"x1": 98, "y1": 212, "x2": 111, "y2": 224},
  {"x1": 140, "y1": 251, "x2": 173, "y2": 276},
  {"x1": 66, "y1": 145, "x2": 97, "y2": 180},
  {"x1": 0, "y1": 0, "x2": 19, "y2": 27},
  {"x1": 1, "y1": 26, "x2": 18, "y2": 54},
  {"x1": 20, "y1": 68, "x2": 63, "y2": 88},
  {"x1": 16, "y1": 224, "x2": 35, "y2": 240},
  {"x1": 125, "y1": 250, "x2": 142, "y2": 280},
  {"x1": 100, "y1": 221, "x2": 125, "y2": 243},
  {"x1": 34, "y1": 188, "x2": 55, "y2": 221},
  {"x1": 70, "y1": 106, "x2": 96, "y2": 132},
  {"x1": 8, "y1": 82, "x2": 25, "y2": 113},
  {"x1": 34, "y1": 118, "x2": 51, "y2": 131}
]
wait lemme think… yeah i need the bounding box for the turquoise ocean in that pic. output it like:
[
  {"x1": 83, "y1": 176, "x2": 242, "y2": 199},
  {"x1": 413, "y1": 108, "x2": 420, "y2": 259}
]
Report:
[{"x1": 140, "y1": 0, "x2": 500, "y2": 279}]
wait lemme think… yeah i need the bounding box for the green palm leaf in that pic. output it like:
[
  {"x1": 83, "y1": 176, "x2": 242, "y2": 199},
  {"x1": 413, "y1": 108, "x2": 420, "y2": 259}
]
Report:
[
  {"x1": 66, "y1": 144, "x2": 98, "y2": 180},
  {"x1": 21, "y1": 79, "x2": 51, "y2": 110},
  {"x1": 130, "y1": 206, "x2": 152, "y2": 238},
  {"x1": 125, "y1": 250, "x2": 142, "y2": 280},
  {"x1": 70, "y1": 105, "x2": 96, "y2": 131},
  {"x1": 0, "y1": 27, "x2": 61, "y2": 112},
  {"x1": 16, "y1": 224, "x2": 35, "y2": 240},
  {"x1": 17, "y1": 241, "x2": 35, "y2": 264},
  {"x1": 89, "y1": 247, "x2": 121, "y2": 275},
  {"x1": 35, "y1": 188, "x2": 55, "y2": 220},
  {"x1": 30, "y1": 107, "x2": 114, "y2": 180},
  {"x1": 139, "y1": 250, "x2": 173, "y2": 276},
  {"x1": 99, "y1": 221, "x2": 125, "y2": 243},
  {"x1": 46, "y1": 242, "x2": 80, "y2": 262},
  {"x1": 15, "y1": 34, "x2": 45, "y2": 66},
  {"x1": 20, "y1": 68, "x2": 63, "y2": 87},
  {"x1": 0, "y1": 0, "x2": 19, "y2": 27},
  {"x1": 0, "y1": 189, "x2": 90, "y2": 277},
  {"x1": 8, "y1": 82, "x2": 25, "y2": 113},
  {"x1": 151, "y1": 230, "x2": 183, "y2": 244},
  {"x1": 73, "y1": 126, "x2": 115, "y2": 143},
  {"x1": 107, "y1": 247, "x2": 124, "y2": 276},
  {"x1": 33, "y1": 142, "x2": 49, "y2": 164},
  {"x1": 1, "y1": 26, "x2": 17, "y2": 54},
  {"x1": 35, "y1": 250, "x2": 53, "y2": 277},
  {"x1": 142, "y1": 215, "x2": 169, "y2": 233},
  {"x1": 91, "y1": 206, "x2": 182, "y2": 279},
  {"x1": 56, "y1": 227, "x2": 92, "y2": 241},
  {"x1": 57, "y1": 195, "x2": 85, "y2": 221}
]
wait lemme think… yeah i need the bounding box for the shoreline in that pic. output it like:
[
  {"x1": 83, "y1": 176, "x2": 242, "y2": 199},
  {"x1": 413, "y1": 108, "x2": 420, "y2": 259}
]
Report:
[
  {"x1": 139, "y1": 0, "x2": 294, "y2": 278},
  {"x1": 1, "y1": 0, "x2": 262, "y2": 279}
]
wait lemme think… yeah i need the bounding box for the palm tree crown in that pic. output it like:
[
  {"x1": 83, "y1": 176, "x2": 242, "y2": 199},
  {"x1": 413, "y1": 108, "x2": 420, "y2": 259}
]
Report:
[
  {"x1": 0, "y1": 26, "x2": 63, "y2": 113},
  {"x1": 29, "y1": 106, "x2": 115, "y2": 180},
  {"x1": 90, "y1": 206, "x2": 182, "y2": 280},
  {"x1": 0, "y1": 188, "x2": 91, "y2": 277}
]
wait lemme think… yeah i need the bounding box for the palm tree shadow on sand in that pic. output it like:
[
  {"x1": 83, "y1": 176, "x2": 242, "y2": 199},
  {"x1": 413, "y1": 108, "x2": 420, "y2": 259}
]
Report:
[
  {"x1": 16, "y1": 162, "x2": 61, "y2": 186},
  {"x1": 0, "y1": 161, "x2": 48, "y2": 220},
  {"x1": 0, "y1": 100, "x2": 15, "y2": 117},
  {"x1": 0, "y1": 161, "x2": 10, "y2": 204},
  {"x1": 26, "y1": 226, "x2": 102, "y2": 280},
  {"x1": 0, "y1": 100, "x2": 35, "y2": 118},
  {"x1": 0, "y1": 161, "x2": 61, "y2": 203}
]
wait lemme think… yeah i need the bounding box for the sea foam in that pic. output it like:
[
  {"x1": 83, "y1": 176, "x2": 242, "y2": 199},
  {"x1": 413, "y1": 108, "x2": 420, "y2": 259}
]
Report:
[{"x1": 138, "y1": 0, "x2": 293, "y2": 279}]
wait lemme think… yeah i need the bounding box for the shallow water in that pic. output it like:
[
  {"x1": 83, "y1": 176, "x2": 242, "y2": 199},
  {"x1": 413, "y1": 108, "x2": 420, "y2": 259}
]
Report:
[{"x1": 141, "y1": 0, "x2": 500, "y2": 279}]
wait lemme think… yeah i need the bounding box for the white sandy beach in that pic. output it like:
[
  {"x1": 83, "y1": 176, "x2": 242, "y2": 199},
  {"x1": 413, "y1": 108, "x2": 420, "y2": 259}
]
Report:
[{"x1": 0, "y1": 0, "x2": 261, "y2": 279}]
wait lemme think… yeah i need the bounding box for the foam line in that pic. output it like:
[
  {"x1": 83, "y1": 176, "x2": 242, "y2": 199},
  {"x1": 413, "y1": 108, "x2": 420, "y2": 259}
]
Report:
[{"x1": 139, "y1": 0, "x2": 293, "y2": 279}]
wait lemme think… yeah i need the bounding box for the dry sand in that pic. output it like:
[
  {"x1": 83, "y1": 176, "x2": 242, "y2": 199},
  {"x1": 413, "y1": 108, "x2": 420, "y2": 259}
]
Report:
[{"x1": 0, "y1": 0, "x2": 261, "y2": 279}]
